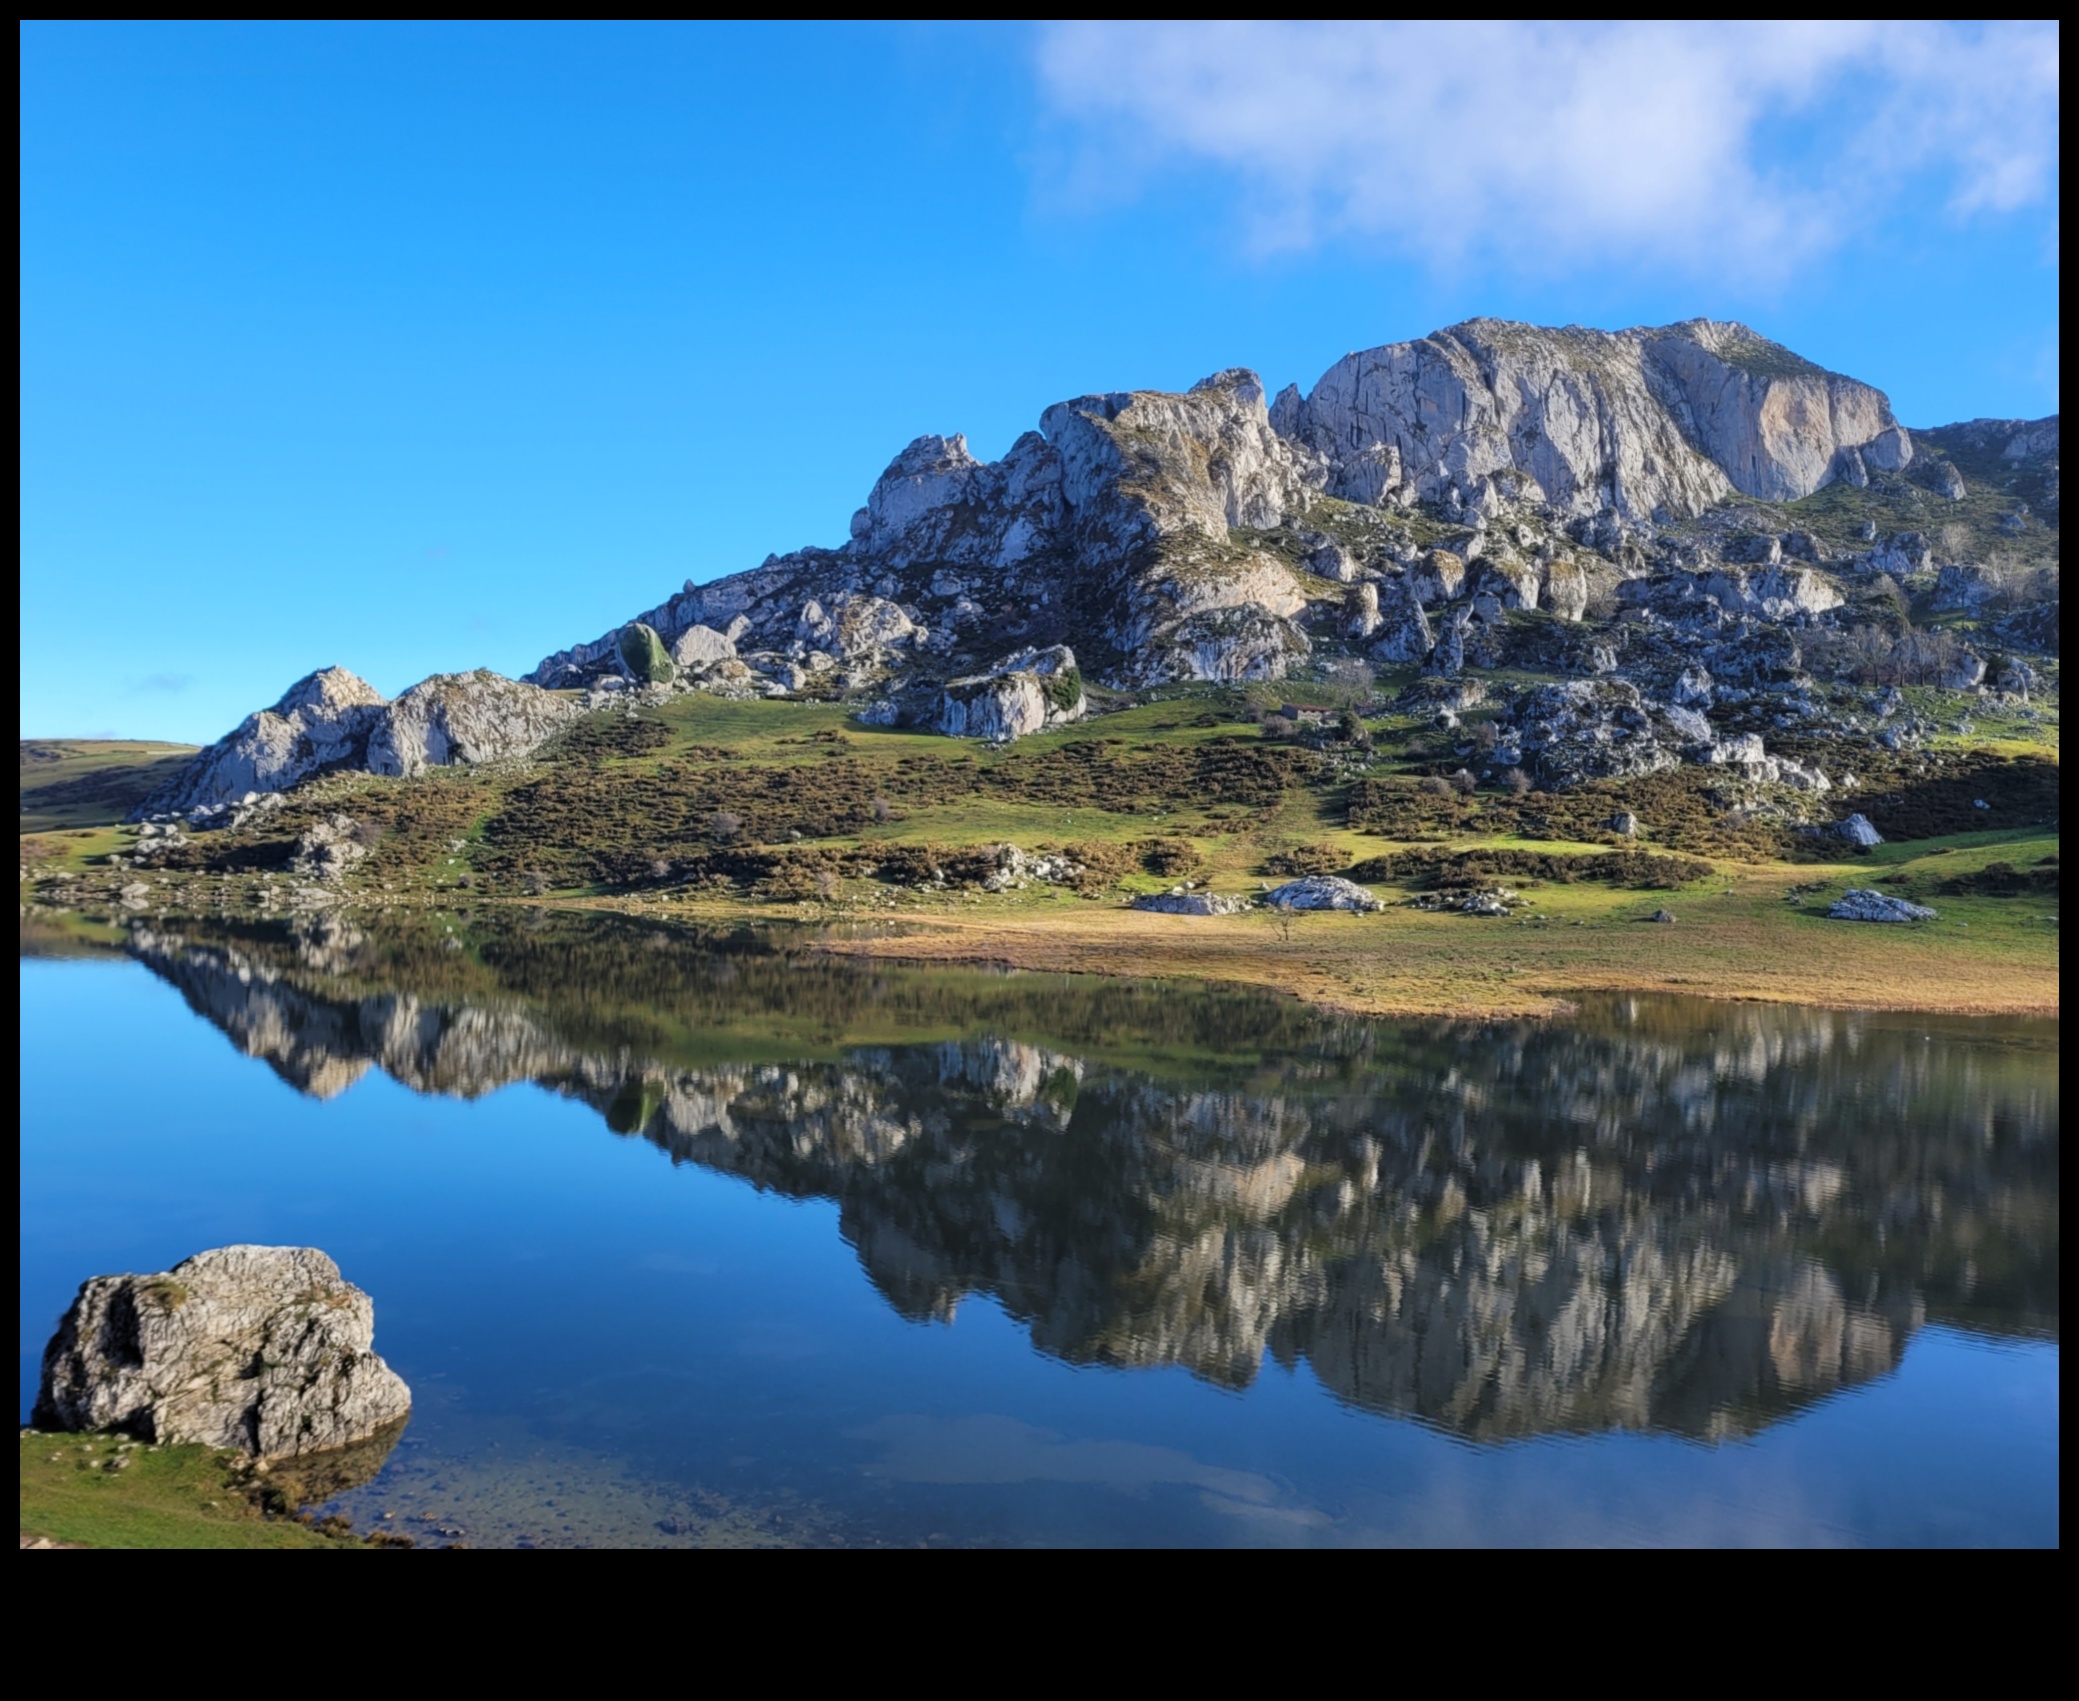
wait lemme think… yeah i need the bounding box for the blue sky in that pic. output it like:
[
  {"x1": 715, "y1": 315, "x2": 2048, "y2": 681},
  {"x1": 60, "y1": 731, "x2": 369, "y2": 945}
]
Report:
[{"x1": 20, "y1": 22, "x2": 2060, "y2": 741}]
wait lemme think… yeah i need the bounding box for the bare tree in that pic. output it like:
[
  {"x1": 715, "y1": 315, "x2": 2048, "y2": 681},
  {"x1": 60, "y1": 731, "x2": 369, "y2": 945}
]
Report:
[
  {"x1": 1502, "y1": 767, "x2": 1533, "y2": 796},
  {"x1": 869, "y1": 795, "x2": 894, "y2": 823},
  {"x1": 709, "y1": 810, "x2": 743, "y2": 842}
]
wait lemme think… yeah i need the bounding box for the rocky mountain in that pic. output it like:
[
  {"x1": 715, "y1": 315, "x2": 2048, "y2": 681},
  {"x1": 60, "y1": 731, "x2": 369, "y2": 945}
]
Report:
[
  {"x1": 523, "y1": 315, "x2": 2052, "y2": 735},
  {"x1": 137, "y1": 316, "x2": 2057, "y2": 819}
]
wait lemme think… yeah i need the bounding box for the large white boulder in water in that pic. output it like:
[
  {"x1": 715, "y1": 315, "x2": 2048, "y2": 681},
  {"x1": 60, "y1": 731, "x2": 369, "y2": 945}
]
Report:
[
  {"x1": 33, "y1": 1245, "x2": 411, "y2": 1458},
  {"x1": 365, "y1": 669, "x2": 581, "y2": 778},
  {"x1": 142, "y1": 667, "x2": 390, "y2": 816}
]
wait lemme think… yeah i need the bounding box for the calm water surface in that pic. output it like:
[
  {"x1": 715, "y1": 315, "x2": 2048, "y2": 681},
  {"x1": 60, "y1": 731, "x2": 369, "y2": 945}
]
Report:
[{"x1": 19, "y1": 912, "x2": 2058, "y2": 1546}]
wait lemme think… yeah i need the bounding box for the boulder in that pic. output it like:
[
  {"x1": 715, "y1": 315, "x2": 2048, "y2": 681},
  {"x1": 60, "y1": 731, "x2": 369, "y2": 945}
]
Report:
[
  {"x1": 833, "y1": 595, "x2": 918, "y2": 658},
  {"x1": 617, "y1": 622, "x2": 676, "y2": 684},
  {"x1": 1671, "y1": 666, "x2": 1715, "y2": 707},
  {"x1": 1539, "y1": 556, "x2": 1590, "y2": 622},
  {"x1": 1608, "y1": 812, "x2": 1640, "y2": 837},
  {"x1": 1939, "y1": 650, "x2": 1988, "y2": 691},
  {"x1": 1343, "y1": 581, "x2": 1382, "y2": 640},
  {"x1": 670, "y1": 624, "x2": 737, "y2": 669},
  {"x1": 1917, "y1": 460, "x2": 1968, "y2": 501},
  {"x1": 1410, "y1": 549, "x2": 1467, "y2": 606},
  {"x1": 33, "y1": 1245, "x2": 411, "y2": 1458},
  {"x1": 1135, "y1": 604, "x2": 1310, "y2": 684},
  {"x1": 290, "y1": 815, "x2": 370, "y2": 881},
  {"x1": 1370, "y1": 582, "x2": 1435, "y2": 663},
  {"x1": 1828, "y1": 889, "x2": 1937, "y2": 923},
  {"x1": 940, "y1": 645, "x2": 1085, "y2": 741},
  {"x1": 1932, "y1": 565, "x2": 1999, "y2": 612},
  {"x1": 1131, "y1": 891, "x2": 1251, "y2": 916},
  {"x1": 366, "y1": 670, "x2": 580, "y2": 778},
  {"x1": 1264, "y1": 876, "x2": 1380, "y2": 913},
  {"x1": 1836, "y1": 813, "x2": 1884, "y2": 848}
]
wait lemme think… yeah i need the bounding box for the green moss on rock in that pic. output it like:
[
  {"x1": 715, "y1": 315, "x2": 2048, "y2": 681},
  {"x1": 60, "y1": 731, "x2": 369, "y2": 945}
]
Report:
[{"x1": 617, "y1": 624, "x2": 675, "y2": 685}]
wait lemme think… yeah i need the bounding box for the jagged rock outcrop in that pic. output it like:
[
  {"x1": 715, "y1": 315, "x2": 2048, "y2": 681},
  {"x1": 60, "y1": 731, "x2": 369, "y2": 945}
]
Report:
[
  {"x1": 1273, "y1": 318, "x2": 1908, "y2": 520},
  {"x1": 144, "y1": 665, "x2": 579, "y2": 815},
  {"x1": 1506, "y1": 680, "x2": 1710, "y2": 788},
  {"x1": 939, "y1": 645, "x2": 1085, "y2": 741},
  {"x1": 365, "y1": 669, "x2": 579, "y2": 778},
  {"x1": 141, "y1": 667, "x2": 390, "y2": 816},
  {"x1": 33, "y1": 1245, "x2": 411, "y2": 1457}
]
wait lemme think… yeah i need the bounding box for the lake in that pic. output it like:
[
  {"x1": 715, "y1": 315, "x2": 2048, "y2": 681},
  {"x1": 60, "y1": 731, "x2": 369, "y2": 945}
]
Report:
[{"x1": 19, "y1": 910, "x2": 2059, "y2": 1546}]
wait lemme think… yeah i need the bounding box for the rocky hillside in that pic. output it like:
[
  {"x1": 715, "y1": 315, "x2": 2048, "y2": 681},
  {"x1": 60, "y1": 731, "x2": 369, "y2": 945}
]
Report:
[{"x1": 135, "y1": 316, "x2": 2057, "y2": 819}]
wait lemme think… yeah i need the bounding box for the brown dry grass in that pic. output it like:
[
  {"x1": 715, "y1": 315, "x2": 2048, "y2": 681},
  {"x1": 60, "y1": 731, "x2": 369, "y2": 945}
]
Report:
[{"x1": 800, "y1": 899, "x2": 2056, "y2": 1019}]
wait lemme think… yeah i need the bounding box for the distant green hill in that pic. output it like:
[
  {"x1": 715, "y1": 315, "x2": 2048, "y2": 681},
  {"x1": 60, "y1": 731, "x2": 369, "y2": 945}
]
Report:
[{"x1": 20, "y1": 739, "x2": 198, "y2": 833}]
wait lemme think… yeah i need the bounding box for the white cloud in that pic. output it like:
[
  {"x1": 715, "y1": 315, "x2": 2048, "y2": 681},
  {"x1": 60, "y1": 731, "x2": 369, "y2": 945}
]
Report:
[{"x1": 1034, "y1": 22, "x2": 2059, "y2": 277}]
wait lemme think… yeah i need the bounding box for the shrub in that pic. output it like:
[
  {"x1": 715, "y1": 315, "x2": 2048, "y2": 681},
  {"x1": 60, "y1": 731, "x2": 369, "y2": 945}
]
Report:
[
  {"x1": 1261, "y1": 714, "x2": 1296, "y2": 740},
  {"x1": 1263, "y1": 842, "x2": 1345, "y2": 876},
  {"x1": 709, "y1": 810, "x2": 743, "y2": 842},
  {"x1": 1137, "y1": 837, "x2": 1200, "y2": 877},
  {"x1": 1501, "y1": 767, "x2": 1533, "y2": 796}
]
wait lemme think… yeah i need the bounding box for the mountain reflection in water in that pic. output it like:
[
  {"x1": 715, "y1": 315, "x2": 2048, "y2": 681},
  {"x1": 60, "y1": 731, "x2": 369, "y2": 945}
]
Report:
[{"x1": 111, "y1": 911, "x2": 2056, "y2": 1446}]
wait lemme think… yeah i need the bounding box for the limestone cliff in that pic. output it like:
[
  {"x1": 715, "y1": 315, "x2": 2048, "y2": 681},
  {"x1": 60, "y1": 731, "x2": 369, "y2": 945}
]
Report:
[{"x1": 528, "y1": 318, "x2": 1944, "y2": 706}]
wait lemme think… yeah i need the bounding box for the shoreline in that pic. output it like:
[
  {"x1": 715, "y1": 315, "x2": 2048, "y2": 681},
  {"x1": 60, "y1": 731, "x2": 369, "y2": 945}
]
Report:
[{"x1": 551, "y1": 886, "x2": 2060, "y2": 1021}]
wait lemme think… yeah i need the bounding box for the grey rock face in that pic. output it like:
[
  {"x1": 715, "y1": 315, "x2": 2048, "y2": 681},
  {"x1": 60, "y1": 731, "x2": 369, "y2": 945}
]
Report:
[
  {"x1": 1932, "y1": 564, "x2": 1999, "y2": 611},
  {"x1": 1264, "y1": 876, "x2": 1380, "y2": 912},
  {"x1": 34, "y1": 1245, "x2": 411, "y2": 1457},
  {"x1": 1370, "y1": 581, "x2": 1435, "y2": 663},
  {"x1": 939, "y1": 645, "x2": 1084, "y2": 741},
  {"x1": 1828, "y1": 889, "x2": 1937, "y2": 923},
  {"x1": 366, "y1": 670, "x2": 580, "y2": 778},
  {"x1": 1508, "y1": 680, "x2": 1707, "y2": 789},
  {"x1": 1275, "y1": 319, "x2": 1905, "y2": 521},
  {"x1": 1939, "y1": 650, "x2": 1989, "y2": 691},
  {"x1": 1917, "y1": 460, "x2": 1968, "y2": 501},
  {"x1": 670, "y1": 624, "x2": 737, "y2": 669},
  {"x1": 1540, "y1": 555, "x2": 1590, "y2": 622},
  {"x1": 142, "y1": 667, "x2": 390, "y2": 816}
]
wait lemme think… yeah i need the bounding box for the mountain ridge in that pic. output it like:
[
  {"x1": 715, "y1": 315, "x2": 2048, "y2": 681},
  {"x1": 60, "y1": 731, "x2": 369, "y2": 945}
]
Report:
[{"x1": 127, "y1": 315, "x2": 2057, "y2": 817}]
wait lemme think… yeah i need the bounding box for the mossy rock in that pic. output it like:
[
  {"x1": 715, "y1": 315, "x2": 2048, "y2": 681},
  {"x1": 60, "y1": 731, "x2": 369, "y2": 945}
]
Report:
[{"x1": 617, "y1": 623, "x2": 676, "y2": 685}]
